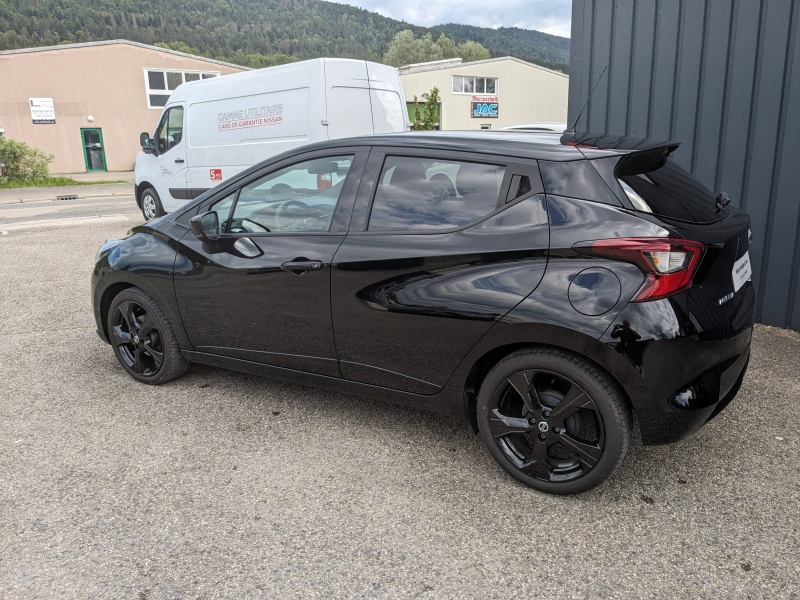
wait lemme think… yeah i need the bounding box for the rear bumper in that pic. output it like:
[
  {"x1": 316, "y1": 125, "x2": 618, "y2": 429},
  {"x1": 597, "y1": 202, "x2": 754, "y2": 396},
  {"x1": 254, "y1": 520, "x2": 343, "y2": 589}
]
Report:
[{"x1": 598, "y1": 290, "x2": 754, "y2": 445}]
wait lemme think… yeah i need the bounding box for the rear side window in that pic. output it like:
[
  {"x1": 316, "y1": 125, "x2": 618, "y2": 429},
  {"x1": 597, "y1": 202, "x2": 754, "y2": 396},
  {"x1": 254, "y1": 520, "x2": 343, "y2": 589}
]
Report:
[
  {"x1": 539, "y1": 160, "x2": 621, "y2": 206},
  {"x1": 617, "y1": 158, "x2": 724, "y2": 223},
  {"x1": 368, "y1": 156, "x2": 506, "y2": 231}
]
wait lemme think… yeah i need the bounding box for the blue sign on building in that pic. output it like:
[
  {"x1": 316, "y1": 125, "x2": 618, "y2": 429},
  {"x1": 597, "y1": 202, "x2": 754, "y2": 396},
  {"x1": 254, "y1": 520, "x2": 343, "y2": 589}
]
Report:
[{"x1": 471, "y1": 101, "x2": 498, "y2": 118}]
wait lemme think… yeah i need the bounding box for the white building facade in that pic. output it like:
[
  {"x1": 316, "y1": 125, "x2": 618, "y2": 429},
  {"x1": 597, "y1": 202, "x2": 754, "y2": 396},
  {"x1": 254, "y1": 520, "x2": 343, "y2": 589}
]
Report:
[{"x1": 398, "y1": 57, "x2": 569, "y2": 131}]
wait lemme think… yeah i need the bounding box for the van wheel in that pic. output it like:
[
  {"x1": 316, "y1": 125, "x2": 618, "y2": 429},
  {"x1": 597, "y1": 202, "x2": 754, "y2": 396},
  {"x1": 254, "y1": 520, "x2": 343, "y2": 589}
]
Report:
[
  {"x1": 477, "y1": 347, "x2": 631, "y2": 495},
  {"x1": 141, "y1": 187, "x2": 164, "y2": 221}
]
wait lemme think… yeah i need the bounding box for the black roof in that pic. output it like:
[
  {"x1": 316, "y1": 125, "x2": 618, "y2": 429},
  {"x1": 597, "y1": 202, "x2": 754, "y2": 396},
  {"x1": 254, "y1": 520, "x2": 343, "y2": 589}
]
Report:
[{"x1": 297, "y1": 130, "x2": 680, "y2": 162}]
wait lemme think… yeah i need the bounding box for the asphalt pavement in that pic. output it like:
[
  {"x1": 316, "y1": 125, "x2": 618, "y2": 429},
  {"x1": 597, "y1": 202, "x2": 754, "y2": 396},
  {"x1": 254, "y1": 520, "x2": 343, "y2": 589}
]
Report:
[{"x1": 0, "y1": 195, "x2": 798, "y2": 599}]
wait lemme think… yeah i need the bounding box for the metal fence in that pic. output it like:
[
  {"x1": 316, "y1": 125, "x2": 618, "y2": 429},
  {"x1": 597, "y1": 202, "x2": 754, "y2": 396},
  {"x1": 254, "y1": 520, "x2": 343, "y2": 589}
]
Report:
[{"x1": 569, "y1": 0, "x2": 800, "y2": 330}]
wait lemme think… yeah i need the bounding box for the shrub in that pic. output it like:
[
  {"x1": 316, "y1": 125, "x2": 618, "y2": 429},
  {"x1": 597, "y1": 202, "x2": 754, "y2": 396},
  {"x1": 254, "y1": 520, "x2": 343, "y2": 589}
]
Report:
[{"x1": 0, "y1": 137, "x2": 53, "y2": 182}]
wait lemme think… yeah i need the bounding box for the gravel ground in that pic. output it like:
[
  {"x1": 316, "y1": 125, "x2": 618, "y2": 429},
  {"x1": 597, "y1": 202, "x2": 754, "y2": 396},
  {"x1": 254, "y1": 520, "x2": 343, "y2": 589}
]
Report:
[{"x1": 1, "y1": 197, "x2": 798, "y2": 599}]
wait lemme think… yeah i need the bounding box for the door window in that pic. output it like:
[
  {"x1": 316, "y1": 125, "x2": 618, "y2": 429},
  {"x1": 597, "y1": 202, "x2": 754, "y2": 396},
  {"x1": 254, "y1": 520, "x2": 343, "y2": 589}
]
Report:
[
  {"x1": 224, "y1": 155, "x2": 355, "y2": 233},
  {"x1": 81, "y1": 128, "x2": 106, "y2": 171},
  {"x1": 155, "y1": 107, "x2": 184, "y2": 154},
  {"x1": 210, "y1": 192, "x2": 237, "y2": 233},
  {"x1": 368, "y1": 156, "x2": 506, "y2": 231}
]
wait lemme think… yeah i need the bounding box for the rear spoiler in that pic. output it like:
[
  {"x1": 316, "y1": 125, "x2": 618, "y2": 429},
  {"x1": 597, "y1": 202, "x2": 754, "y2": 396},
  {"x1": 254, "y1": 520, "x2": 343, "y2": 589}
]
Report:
[{"x1": 560, "y1": 132, "x2": 680, "y2": 176}]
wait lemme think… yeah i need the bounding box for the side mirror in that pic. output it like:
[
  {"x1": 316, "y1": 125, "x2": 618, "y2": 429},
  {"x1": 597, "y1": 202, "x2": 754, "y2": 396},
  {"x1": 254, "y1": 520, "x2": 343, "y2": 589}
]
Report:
[
  {"x1": 140, "y1": 132, "x2": 152, "y2": 154},
  {"x1": 189, "y1": 211, "x2": 220, "y2": 242}
]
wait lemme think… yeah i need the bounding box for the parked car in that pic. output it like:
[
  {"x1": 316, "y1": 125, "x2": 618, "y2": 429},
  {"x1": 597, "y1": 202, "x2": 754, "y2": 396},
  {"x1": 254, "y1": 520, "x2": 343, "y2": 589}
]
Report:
[
  {"x1": 135, "y1": 58, "x2": 409, "y2": 221},
  {"x1": 94, "y1": 131, "x2": 754, "y2": 494}
]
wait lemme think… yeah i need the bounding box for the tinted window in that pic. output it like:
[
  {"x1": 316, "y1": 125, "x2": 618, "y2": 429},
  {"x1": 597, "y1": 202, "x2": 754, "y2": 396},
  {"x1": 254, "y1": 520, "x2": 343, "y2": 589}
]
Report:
[
  {"x1": 368, "y1": 156, "x2": 506, "y2": 231},
  {"x1": 618, "y1": 158, "x2": 724, "y2": 223},
  {"x1": 539, "y1": 160, "x2": 621, "y2": 206},
  {"x1": 225, "y1": 156, "x2": 354, "y2": 233}
]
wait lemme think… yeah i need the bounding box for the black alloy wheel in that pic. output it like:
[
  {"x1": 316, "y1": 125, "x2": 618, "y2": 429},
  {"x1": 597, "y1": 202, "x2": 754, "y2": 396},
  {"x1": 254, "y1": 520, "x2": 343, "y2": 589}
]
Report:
[
  {"x1": 107, "y1": 287, "x2": 189, "y2": 384},
  {"x1": 478, "y1": 348, "x2": 631, "y2": 494},
  {"x1": 112, "y1": 300, "x2": 164, "y2": 377}
]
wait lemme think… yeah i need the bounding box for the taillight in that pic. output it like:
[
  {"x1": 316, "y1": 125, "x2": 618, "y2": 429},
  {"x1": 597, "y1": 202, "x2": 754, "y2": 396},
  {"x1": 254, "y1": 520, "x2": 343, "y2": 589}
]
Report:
[{"x1": 573, "y1": 238, "x2": 705, "y2": 302}]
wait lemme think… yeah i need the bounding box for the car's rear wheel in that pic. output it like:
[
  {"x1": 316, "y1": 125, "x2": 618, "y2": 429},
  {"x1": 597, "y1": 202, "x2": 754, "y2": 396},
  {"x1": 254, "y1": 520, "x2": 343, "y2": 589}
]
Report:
[
  {"x1": 107, "y1": 287, "x2": 189, "y2": 384},
  {"x1": 477, "y1": 347, "x2": 631, "y2": 494},
  {"x1": 140, "y1": 187, "x2": 163, "y2": 221}
]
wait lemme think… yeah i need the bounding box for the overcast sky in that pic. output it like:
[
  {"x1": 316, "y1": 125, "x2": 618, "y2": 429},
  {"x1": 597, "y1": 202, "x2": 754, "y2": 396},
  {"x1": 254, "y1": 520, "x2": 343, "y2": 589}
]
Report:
[{"x1": 330, "y1": 0, "x2": 572, "y2": 37}]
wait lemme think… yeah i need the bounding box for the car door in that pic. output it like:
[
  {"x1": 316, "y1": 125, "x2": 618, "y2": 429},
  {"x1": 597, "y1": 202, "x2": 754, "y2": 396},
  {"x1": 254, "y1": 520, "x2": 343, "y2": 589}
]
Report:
[
  {"x1": 151, "y1": 104, "x2": 188, "y2": 211},
  {"x1": 174, "y1": 148, "x2": 369, "y2": 377},
  {"x1": 330, "y1": 149, "x2": 550, "y2": 394}
]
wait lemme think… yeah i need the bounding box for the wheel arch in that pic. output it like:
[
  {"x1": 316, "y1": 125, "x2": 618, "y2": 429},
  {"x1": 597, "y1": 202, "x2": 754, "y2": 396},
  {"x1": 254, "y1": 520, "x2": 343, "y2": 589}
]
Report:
[
  {"x1": 456, "y1": 324, "x2": 644, "y2": 434},
  {"x1": 135, "y1": 181, "x2": 156, "y2": 208},
  {"x1": 94, "y1": 269, "x2": 194, "y2": 352}
]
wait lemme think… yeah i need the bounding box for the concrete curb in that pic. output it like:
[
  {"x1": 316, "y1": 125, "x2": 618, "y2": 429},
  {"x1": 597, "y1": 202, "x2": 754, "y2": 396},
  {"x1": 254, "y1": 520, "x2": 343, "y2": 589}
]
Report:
[{"x1": 0, "y1": 191, "x2": 135, "y2": 205}]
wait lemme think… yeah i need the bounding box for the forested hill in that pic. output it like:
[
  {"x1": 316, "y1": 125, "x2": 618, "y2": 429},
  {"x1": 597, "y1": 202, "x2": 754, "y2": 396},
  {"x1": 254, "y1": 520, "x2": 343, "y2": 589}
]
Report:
[
  {"x1": 433, "y1": 23, "x2": 570, "y2": 73},
  {"x1": 0, "y1": 0, "x2": 570, "y2": 72}
]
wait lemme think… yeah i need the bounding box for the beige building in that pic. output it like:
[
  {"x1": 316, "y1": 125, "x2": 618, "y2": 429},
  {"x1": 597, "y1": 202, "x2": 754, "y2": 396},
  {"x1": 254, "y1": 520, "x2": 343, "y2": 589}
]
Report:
[
  {"x1": 398, "y1": 57, "x2": 568, "y2": 131},
  {"x1": 0, "y1": 40, "x2": 246, "y2": 174}
]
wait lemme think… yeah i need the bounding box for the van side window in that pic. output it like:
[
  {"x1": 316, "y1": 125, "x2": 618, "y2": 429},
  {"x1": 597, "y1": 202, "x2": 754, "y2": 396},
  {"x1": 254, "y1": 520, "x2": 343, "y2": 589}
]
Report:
[
  {"x1": 368, "y1": 156, "x2": 506, "y2": 231},
  {"x1": 225, "y1": 155, "x2": 355, "y2": 234},
  {"x1": 155, "y1": 107, "x2": 184, "y2": 154}
]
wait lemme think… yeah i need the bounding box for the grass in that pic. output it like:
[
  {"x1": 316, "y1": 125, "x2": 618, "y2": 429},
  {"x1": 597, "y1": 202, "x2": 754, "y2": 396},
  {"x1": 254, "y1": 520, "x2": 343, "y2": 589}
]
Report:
[{"x1": 0, "y1": 176, "x2": 128, "y2": 189}]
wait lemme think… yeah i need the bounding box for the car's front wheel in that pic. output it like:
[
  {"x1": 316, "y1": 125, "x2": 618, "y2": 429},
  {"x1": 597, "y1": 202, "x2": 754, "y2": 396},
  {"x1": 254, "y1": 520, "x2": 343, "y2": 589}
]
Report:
[
  {"x1": 107, "y1": 287, "x2": 189, "y2": 384},
  {"x1": 140, "y1": 187, "x2": 164, "y2": 221},
  {"x1": 477, "y1": 347, "x2": 631, "y2": 495}
]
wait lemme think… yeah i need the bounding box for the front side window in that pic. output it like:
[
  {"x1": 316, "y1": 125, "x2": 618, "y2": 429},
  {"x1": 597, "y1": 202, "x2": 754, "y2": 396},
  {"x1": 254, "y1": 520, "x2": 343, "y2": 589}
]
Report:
[
  {"x1": 155, "y1": 107, "x2": 184, "y2": 154},
  {"x1": 368, "y1": 156, "x2": 506, "y2": 231},
  {"x1": 223, "y1": 155, "x2": 354, "y2": 234}
]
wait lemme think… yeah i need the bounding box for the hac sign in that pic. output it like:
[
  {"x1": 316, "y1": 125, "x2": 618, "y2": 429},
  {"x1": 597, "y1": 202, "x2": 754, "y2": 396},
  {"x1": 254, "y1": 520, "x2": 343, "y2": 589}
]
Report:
[{"x1": 471, "y1": 96, "x2": 499, "y2": 119}]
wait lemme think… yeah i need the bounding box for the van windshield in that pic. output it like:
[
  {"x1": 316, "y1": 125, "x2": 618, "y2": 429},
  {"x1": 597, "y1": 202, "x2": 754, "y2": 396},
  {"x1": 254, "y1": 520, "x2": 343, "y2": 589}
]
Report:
[{"x1": 617, "y1": 158, "x2": 726, "y2": 223}]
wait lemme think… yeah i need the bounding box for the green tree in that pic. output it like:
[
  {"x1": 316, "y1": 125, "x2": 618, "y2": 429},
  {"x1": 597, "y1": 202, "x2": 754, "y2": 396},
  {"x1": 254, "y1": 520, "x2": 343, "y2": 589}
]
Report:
[
  {"x1": 457, "y1": 40, "x2": 491, "y2": 62},
  {"x1": 384, "y1": 30, "x2": 443, "y2": 67},
  {"x1": 419, "y1": 87, "x2": 441, "y2": 131},
  {"x1": 436, "y1": 34, "x2": 458, "y2": 59},
  {"x1": 155, "y1": 41, "x2": 205, "y2": 56}
]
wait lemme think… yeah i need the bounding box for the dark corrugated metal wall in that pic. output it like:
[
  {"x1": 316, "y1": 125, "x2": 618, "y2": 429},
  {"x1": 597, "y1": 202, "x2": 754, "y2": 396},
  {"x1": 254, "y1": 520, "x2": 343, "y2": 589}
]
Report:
[{"x1": 569, "y1": 0, "x2": 800, "y2": 330}]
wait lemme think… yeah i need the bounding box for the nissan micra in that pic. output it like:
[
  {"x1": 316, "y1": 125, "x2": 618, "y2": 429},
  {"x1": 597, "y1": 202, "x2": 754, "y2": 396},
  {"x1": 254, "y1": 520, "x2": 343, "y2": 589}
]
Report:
[{"x1": 92, "y1": 132, "x2": 754, "y2": 494}]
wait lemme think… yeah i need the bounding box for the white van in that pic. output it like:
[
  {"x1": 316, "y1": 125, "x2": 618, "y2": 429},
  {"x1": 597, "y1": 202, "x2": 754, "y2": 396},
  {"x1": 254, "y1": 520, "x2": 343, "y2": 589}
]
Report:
[{"x1": 135, "y1": 58, "x2": 409, "y2": 219}]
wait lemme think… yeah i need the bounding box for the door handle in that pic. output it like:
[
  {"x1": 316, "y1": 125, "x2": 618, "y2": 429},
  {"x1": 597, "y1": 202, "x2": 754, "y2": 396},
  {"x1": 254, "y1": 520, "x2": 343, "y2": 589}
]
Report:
[
  {"x1": 280, "y1": 260, "x2": 322, "y2": 274},
  {"x1": 174, "y1": 158, "x2": 185, "y2": 163}
]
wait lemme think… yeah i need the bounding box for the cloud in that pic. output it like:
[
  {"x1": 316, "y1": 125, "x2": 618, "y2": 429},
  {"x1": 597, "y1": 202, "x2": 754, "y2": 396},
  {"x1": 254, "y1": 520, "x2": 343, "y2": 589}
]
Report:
[{"x1": 330, "y1": 0, "x2": 573, "y2": 37}]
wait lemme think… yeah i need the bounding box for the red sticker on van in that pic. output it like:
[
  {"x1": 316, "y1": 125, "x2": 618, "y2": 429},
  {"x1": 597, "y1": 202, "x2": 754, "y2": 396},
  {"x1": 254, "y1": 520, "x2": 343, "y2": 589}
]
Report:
[{"x1": 210, "y1": 169, "x2": 222, "y2": 181}]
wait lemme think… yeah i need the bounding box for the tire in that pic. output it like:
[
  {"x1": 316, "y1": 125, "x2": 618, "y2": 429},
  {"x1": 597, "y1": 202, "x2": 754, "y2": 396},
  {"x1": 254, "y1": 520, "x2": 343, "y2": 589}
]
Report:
[
  {"x1": 140, "y1": 187, "x2": 164, "y2": 221},
  {"x1": 477, "y1": 347, "x2": 631, "y2": 495},
  {"x1": 107, "y1": 287, "x2": 190, "y2": 385}
]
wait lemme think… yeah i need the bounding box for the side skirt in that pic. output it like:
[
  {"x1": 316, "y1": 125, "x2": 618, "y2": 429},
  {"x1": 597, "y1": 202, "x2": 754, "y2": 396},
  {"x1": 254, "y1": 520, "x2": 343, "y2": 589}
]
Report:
[{"x1": 182, "y1": 350, "x2": 463, "y2": 417}]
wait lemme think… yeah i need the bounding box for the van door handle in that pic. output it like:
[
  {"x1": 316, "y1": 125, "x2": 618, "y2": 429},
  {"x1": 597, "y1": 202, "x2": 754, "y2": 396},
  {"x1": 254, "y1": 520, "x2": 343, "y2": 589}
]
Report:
[
  {"x1": 280, "y1": 260, "x2": 322, "y2": 274},
  {"x1": 174, "y1": 158, "x2": 185, "y2": 163}
]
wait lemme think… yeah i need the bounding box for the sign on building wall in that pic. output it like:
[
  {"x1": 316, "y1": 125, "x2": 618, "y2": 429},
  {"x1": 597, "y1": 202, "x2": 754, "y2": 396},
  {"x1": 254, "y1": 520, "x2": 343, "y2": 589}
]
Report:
[
  {"x1": 471, "y1": 95, "x2": 498, "y2": 119},
  {"x1": 29, "y1": 98, "x2": 56, "y2": 124}
]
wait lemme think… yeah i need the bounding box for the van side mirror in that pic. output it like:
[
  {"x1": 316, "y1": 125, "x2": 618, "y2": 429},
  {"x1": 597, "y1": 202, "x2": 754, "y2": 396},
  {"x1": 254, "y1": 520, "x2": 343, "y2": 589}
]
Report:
[
  {"x1": 189, "y1": 211, "x2": 220, "y2": 242},
  {"x1": 140, "y1": 132, "x2": 152, "y2": 154}
]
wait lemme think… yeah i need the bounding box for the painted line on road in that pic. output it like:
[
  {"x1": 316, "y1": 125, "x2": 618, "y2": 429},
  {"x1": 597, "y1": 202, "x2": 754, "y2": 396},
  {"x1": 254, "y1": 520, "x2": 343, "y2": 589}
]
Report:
[{"x1": 1, "y1": 214, "x2": 131, "y2": 233}]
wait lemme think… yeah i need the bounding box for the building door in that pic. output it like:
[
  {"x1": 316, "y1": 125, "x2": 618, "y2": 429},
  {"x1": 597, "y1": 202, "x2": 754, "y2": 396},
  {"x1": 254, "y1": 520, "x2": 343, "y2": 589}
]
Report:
[{"x1": 81, "y1": 128, "x2": 107, "y2": 172}]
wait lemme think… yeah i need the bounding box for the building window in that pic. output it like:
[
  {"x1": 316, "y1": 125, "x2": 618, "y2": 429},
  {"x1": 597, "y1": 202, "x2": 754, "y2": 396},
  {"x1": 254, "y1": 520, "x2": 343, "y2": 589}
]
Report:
[
  {"x1": 452, "y1": 76, "x2": 498, "y2": 95},
  {"x1": 144, "y1": 69, "x2": 219, "y2": 109}
]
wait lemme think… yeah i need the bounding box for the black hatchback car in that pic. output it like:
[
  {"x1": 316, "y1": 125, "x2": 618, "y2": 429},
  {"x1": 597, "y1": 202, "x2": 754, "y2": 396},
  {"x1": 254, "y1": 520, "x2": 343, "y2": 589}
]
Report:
[{"x1": 92, "y1": 131, "x2": 754, "y2": 494}]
